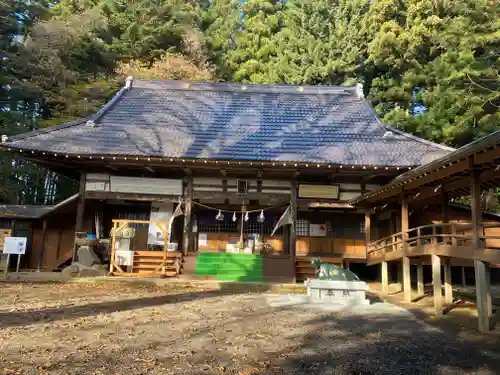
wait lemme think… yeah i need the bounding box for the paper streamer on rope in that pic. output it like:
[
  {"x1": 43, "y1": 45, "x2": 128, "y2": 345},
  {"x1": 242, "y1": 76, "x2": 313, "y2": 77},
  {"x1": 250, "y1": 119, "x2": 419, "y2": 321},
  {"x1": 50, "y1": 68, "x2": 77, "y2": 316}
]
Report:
[
  {"x1": 271, "y1": 206, "x2": 293, "y2": 236},
  {"x1": 167, "y1": 203, "x2": 184, "y2": 245}
]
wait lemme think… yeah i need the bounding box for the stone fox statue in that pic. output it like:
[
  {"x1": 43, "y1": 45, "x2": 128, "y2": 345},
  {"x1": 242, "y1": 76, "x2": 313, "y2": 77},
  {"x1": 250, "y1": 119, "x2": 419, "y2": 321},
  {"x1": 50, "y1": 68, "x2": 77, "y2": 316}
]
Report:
[{"x1": 311, "y1": 258, "x2": 360, "y2": 281}]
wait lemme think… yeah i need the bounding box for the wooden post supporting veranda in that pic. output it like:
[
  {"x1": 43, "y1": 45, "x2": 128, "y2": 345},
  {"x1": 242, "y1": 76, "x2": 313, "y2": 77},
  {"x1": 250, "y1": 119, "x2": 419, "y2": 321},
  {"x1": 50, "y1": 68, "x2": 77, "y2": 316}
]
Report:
[
  {"x1": 381, "y1": 261, "x2": 389, "y2": 295},
  {"x1": 432, "y1": 254, "x2": 443, "y2": 317},
  {"x1": 441, "y1": 192, "x2": 453, "y2": 305},
  {"x1": 444, "y1": 258, "x2": 453, "y2": 305},
  {"x1": 182, "y1": 176, "x2": 193, "y2": 257},
  {"x1": 417, "y1": 261, "x2": 425, "y2": 297},
  {"x1": 401, "y1": 193, "x2": 412, "y2": 303},
  {"x1": 471, "y1": 168, "x2": 492, "y2": 332}
]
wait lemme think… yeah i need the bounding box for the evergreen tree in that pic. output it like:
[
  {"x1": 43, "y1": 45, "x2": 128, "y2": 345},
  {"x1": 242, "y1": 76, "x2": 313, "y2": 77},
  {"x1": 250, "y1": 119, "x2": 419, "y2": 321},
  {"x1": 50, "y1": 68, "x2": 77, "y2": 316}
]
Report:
[
  {"x1": 366, "y1": 0, "x2": 499, "y2": 146},
  {"x1": 269, "y1": 0, "x2": 370, "y2": 85},
  {"x1": 228, "y1": 0, "x2": 285, "y2": 83}
]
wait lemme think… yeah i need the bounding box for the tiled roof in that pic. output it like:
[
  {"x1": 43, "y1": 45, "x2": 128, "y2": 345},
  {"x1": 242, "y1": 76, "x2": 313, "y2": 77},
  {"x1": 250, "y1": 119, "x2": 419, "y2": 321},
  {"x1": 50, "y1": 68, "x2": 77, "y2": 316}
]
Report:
[
  {"x1": 2, "y1": 80, "x2": 453, "y2": 166},
  {"x1": 0, "y1": 205, "x2": 52, "y2": 219},
  {"x1": 0, "y1": 194, "x2": 79, "y2": 219}
]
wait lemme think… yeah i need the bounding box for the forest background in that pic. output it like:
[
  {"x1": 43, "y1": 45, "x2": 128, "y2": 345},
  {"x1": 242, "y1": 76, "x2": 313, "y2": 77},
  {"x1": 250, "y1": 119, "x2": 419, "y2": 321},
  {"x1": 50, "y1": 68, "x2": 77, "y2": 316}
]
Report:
[{"x1": 0, "y1": 0, "x2": 498, "y2": 205}]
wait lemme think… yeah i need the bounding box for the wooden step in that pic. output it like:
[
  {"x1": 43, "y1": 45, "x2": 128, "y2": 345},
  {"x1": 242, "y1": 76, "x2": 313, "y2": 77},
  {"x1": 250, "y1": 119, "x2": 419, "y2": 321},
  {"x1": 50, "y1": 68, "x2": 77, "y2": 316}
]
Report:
[
  {"x1": 134, "y1": 251, "x2": 183, "y2": 258},
  {"x1": 133, "y1": 264, "x2": 182, "y2": 270},
  {"x1": 112, "y1": 271, "x2": 178, "y2": 277}
]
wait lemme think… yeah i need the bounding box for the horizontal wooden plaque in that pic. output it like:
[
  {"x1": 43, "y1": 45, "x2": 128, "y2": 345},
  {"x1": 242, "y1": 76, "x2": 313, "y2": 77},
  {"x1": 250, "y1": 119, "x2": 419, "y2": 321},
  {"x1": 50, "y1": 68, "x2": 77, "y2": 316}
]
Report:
[{"x1": 298, "y1": 184, "x2": 340, "y2": 199}]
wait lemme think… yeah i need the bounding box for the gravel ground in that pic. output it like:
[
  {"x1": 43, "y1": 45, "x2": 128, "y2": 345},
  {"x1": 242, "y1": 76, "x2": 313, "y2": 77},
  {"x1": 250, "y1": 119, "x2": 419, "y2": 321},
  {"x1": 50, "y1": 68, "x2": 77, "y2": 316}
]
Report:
[{"x1": 1, "y1": 282, "x2": 500, "y2": 375}]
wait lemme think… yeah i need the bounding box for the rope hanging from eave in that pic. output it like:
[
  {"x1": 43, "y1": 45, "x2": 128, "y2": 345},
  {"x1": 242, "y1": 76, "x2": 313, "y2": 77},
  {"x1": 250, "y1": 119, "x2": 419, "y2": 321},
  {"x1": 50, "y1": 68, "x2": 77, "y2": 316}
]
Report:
[{"x1": 192, "y1": 200, "x2": 289, "y2": 213}]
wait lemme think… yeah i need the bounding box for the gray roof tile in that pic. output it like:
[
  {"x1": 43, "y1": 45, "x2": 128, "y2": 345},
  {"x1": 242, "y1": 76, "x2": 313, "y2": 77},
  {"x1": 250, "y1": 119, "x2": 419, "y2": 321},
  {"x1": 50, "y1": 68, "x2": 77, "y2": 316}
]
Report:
[{"x1": 3, "y1": 80, "x2": 453, "y2": 166}]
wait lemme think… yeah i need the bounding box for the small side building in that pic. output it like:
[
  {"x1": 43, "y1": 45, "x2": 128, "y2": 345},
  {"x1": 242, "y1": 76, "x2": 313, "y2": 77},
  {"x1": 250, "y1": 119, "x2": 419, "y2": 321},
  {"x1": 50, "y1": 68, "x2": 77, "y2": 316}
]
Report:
[{"x1": 0, "y1": 194, "x2": 90, "y2": 271}]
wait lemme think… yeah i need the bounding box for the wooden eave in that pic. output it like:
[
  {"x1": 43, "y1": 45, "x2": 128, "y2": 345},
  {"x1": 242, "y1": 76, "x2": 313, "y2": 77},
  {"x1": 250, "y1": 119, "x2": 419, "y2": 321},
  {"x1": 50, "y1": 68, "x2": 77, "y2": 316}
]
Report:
[
  {"x1": 1, "y1": 145, "x2": 407, "y2": 182},
  {"x1": 350, "y1": 131, "x2": 500, "y2": 207}
]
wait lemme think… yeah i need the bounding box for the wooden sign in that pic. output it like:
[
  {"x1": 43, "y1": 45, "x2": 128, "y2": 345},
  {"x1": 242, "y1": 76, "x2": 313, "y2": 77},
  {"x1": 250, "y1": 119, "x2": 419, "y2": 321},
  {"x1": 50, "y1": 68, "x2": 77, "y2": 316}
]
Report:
[
  {"x1": 298, "y1": 184, "x2": 340, "y2": 199},
  {"x1": 0, "y1": 229, "x2": 12, "y2": 251}
]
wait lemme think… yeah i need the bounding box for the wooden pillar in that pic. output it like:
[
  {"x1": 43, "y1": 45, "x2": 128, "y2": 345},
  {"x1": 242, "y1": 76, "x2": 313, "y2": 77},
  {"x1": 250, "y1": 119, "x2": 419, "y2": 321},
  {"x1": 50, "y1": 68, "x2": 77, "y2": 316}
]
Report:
[
  {"x1": 38, "y1": 219, "x2": 48, "y2": 271},
  {"x1": 417, "y1": 262, "x2": 425, "y2": 297},
  {"x1": 290, "y1": 180, "x2": 297, "y2": 263},
  {"x1": 109, "y1": 221, "x2": 118, "y2": 273},
  {"x1": 461, "y1": 266, "x2": 466, "y2": 288},
  {"x1": 432, "y1": 254, "x2": 443, "y2": 317},
  {"x1": 364, "y1": 211, "x2": 371, "y2": 258},
  {"x1": 471, "y1": 168, "x2": 492, "y2": 332},
  {"x1": 401, "y1": 193, "x2": 411, "y2": 301},
  {"x1": 444, "y1": 257, "x2": 453, "y2": 305},
  {"x1": 72, "y1": 198, "x2": 85, "y2": 262},
  {"x1": 182, "y1": 176, "x2": 193, "y2": 257},
  {"x1": 402, "y1": 257, "x2": 411, "y2": 302},
  {"x1": 381, "y1": 261, "x2": 389, "y2": 295},
  {"x1": 72, "y1": 173, "x2": 86, "y2": 263}
]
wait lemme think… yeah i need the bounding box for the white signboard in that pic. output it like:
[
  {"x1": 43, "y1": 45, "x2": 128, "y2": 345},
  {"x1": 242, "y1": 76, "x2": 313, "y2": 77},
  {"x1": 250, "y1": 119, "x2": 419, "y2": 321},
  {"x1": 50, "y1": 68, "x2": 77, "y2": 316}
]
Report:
[
  {"x1": 115, "y1": 250, "x2": 134, "y2": 266},
  {"x1": 148, "y1": 202, "x2": 172, "y2": 246},
  {"x1": 3, "y1": 237, "x2": 27, "y2": 255},
  {"x1": 309, "y1": 224, "x2": 327, "y2": 237},
  {"x1": 198, "y1": 233, "x2": 207, "y2": 246}
]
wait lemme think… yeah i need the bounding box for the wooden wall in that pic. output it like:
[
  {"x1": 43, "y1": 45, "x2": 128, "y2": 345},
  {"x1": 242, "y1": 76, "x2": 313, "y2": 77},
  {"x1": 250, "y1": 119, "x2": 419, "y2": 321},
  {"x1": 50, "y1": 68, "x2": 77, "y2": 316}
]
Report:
[
  {"x1": 197, "y1": 233, "x2": 284, "y2": 253},
  {"x1": 296, "y1": 237, "x2": 366, "y2": 259}
]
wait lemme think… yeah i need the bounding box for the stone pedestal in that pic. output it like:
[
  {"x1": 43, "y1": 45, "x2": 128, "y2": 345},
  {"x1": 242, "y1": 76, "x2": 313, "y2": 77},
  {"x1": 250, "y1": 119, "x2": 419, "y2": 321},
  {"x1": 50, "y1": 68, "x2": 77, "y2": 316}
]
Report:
[{"x1": 305, "y1": 279, "x2": 370, "y2": 305}]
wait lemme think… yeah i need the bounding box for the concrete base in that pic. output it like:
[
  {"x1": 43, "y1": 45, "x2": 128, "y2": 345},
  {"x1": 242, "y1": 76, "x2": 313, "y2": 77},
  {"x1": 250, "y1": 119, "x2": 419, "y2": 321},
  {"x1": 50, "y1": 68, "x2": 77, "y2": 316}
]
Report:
[{"x1": 305, "y1": 279, "x2": 370, "y2": 306}]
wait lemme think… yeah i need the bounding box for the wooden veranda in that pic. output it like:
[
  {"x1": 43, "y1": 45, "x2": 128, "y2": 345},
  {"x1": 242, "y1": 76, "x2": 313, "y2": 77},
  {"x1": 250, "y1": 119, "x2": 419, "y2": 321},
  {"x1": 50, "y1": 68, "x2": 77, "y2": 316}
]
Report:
[{"x1": 351, "y1": 130, "x2": 500, "y2": 332}]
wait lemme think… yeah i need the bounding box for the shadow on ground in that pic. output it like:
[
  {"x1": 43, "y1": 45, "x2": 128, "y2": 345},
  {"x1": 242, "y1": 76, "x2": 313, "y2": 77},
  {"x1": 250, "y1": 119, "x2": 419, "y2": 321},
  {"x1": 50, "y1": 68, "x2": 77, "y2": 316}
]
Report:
[{"x1": 0, "y1": 282, "x2": 271, "y2": 329}]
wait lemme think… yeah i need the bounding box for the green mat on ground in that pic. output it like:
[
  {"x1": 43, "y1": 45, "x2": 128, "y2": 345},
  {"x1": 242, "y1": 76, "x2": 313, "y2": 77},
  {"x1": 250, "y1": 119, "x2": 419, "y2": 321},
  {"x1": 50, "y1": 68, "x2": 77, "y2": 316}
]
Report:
[{"x1": 194, "y1": 252, "x2": 264, "y2": 282}]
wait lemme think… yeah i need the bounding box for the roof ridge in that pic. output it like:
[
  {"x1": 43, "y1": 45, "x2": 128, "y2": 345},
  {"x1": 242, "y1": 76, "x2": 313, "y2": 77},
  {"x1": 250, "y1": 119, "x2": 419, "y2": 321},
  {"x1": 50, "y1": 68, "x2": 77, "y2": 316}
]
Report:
[
  {"x1": 132, "y1": 79, "x2": 358, "y2": 95},
  {"x1": 5, "y1": 82, "x2": 131, "y2": 143}
]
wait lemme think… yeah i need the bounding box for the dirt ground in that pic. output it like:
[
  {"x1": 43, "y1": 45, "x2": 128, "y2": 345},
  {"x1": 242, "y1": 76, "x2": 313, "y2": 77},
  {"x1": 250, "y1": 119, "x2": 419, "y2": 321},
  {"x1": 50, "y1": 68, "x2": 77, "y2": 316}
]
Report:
[{"x1": 2, "y1": 281, "x2": 500, "y2": 375}]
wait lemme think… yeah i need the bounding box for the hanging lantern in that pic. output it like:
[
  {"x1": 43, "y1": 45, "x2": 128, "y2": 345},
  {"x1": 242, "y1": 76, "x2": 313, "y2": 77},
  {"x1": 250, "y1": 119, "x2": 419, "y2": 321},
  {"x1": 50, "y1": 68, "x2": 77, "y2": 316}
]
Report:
[
  {"x1": 232, "y1": 212, "x2": 237, "y2": 222},
  {"x1": 257, "y1": 210, "x2": 265, "y2": 223},
  {"x1": 244, "y1": 211, "x2": 249, "y2": 222},
  {"x1": 215, "y1": 210, "x2": 224, "y2": 221}
]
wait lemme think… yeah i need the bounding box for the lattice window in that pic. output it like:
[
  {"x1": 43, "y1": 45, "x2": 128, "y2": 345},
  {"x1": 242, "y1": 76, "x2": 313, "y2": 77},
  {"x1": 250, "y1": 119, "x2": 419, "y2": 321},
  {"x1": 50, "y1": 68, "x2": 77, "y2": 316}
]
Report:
[{"x1": 296, "y1": 219, "x2": 309, "y2": 236}]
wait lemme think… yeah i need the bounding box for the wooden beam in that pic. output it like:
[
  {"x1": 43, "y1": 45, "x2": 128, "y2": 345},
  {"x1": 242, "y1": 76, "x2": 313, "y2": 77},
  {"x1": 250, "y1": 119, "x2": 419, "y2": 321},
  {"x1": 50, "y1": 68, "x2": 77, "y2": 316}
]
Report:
[
  {"x1": 182, "y1": 176, "x2": 193, "y2": 256},
  {"x1": 38, "y1": 219, "x2": 48, "y2": 271},
  {"x1": 381, "y1": 261, "x2": 389, "y2": 295},
  {"x1": 413, "y1": 168, "x2": 499, "y2": 203},
  {"x1": 444, "y1": 257, "x2": 453, "y2": 305},
  {"x1": 471, "y1": 167, "x2": 492, "y2": 332},
  {"x1": 473, "y1": 146, "x2": 500, "y2": 165},
  {"x1": 403, "y1": 158, "x2": 470, "y2": 190},
  {"x1": 431, "y1": 254, "x2": 443, "y2": 317},
  {"x1": 417, "y1": 263, "x2": 424, "y2": 298}
]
